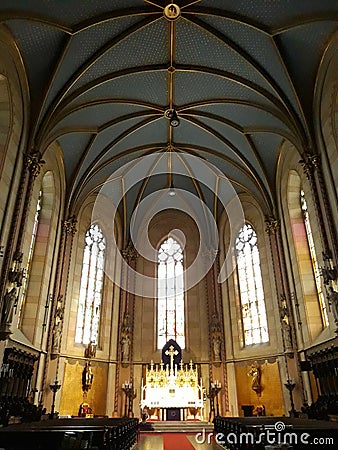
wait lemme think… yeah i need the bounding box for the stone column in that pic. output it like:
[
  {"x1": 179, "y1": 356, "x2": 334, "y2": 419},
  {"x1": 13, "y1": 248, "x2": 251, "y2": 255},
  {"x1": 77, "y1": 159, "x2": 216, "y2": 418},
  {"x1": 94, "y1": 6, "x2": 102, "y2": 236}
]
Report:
[
  {"x1": 50, "y1": 215, "x2": 77, "y2": 358},
  {"x1": 265, "y1": 217, "x2": 305, "y2": 407},
  {"x1": 114, "y1": 241, "x2": 137, "y2": 416},
  {"x1": 40, "y1": 215, "x2": 77, "y2": 405},
  {"x1": 300, "y1": 153, "x2": 338, "y2": 330},
  {"x1": 212, "y1": 252, "x2": 229, "y2": 414},
  {"x1": 299, "y1": 154, "x2": 330, "y2": 256}
]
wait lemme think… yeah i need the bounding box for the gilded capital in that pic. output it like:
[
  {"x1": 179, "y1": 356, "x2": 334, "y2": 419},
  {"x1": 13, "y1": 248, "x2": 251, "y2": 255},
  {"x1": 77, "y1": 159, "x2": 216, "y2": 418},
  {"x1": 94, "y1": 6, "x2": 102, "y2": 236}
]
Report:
[
  {"x1": 63, "y1": 215, "x2": 77, "y2": 235},
  {"x1": 122, "y1": 241, "x2": 138, "y2": 261},
  {"x1": 265, "y1": 217, "x2": 280, "y2": 235},
  {"x1": 25, "y1": 151, "x2": 45, "y2": 179},
  {"x1": 299, "y1": 153, "x2": 320, "y2": 178}
]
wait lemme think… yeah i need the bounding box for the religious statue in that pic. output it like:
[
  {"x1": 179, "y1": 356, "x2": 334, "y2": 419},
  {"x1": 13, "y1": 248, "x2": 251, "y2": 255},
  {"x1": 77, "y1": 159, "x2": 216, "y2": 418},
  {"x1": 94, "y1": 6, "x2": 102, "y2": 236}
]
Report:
[
  {"x1": 51, "y1": 295, "x2": 64, "y2": 355},
  {"x1": 281, "y1": 313, "x2": 293, "y2": 353},
  {"x1": 248, "y1": 362, "x2": 262, "y2": 394},
  {"x1": 327, "y1": 286, "x2": 338, "y2": 325},
  {"x1": 82, "y1": 361, "x2": 93, "y2": 392},
  {"x1": 55, "y1": 295, "x2": 64, "y2": 322},
  {"x1": 51, "y1": 322, "x2": 62, "y2": 353},
  {"x1": 212, "y1": 335, "x2": 221, "y2": 361},
  {"x1": 1, "y1": 287, "x2": 17, "y2": 325},
  {"x1": 85, "y1": 340, "x2": 97, "y2": 359},
  {"x1": 121, "y1": 335, "x2": 130, "y2": 362}
]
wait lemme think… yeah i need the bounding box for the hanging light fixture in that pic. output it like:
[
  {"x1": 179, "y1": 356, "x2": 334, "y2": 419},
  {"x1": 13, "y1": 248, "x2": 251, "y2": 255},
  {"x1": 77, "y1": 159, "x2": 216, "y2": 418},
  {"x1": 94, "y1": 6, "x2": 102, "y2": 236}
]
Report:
[
  {"x1": 164, "y1": 108, "x2": 180, "y2": 127},
  {"x1": 169, "y1": 109, "x2": 180, "y2": 127}
]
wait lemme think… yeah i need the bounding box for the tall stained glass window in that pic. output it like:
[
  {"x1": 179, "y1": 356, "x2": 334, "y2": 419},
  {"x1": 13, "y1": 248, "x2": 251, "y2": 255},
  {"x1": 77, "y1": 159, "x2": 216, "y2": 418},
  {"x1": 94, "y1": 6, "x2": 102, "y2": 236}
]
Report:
[
  {"x1": 300, "y1": 190, "x2": 328, "y2": 327},
  {"x1": 75, "y1": 224, "x2": 106, "y2": 345},
  {"x1": 18, "y1": 190, "x2": 42, "y2": 326},
  {"x1": 157, "y1": 237, "x2": 185, "y2": 349},
  {"x1": 235, "y1": 223, "x2": 269, "y2": 345}
]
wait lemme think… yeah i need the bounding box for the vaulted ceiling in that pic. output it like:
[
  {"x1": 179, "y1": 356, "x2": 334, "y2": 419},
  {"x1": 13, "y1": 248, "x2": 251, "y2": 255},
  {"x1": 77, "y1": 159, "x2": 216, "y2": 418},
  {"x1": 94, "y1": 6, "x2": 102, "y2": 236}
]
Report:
[{"x1": 1, "y1": 0, "x2": 337, "y2": 227}]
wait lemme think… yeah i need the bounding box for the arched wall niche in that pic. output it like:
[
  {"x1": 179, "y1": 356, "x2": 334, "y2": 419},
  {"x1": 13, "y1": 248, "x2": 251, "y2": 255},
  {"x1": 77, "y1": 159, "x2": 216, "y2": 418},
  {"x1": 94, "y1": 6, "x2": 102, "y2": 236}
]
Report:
[
  {"x1": 219, "y1": 193, "x2": 281, "y2": 360},
  {"x1": 0, "y1": 26, "x2": 29, "y2": 257},
  {"x1": 133, "y1": 208, "x2": 209, "y2": 363},
  {"x1": 65, "y1": 193, "x2": 123, "y2": 358},
  {"x1": 57, "y1": 193, "x2": 122, "y2": 417},
  {"x1": 15, "y1": 141, "x2": 65, "y2": 348},
  {"x1": 218, "y1": 193, "x2": 284, "y2": 417},
  {"x1": 131, "y1": 208, "x2": 210, "y2": 421},
  {"x1": 277, "y1": 141, "x2": 336, "y2": 347}
]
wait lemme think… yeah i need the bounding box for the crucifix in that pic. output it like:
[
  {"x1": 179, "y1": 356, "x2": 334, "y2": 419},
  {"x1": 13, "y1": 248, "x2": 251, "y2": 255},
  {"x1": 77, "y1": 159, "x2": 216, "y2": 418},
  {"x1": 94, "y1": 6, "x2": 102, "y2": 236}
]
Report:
[{"x1": 165, "y1": 345, "x2": 178, "y2": 374}]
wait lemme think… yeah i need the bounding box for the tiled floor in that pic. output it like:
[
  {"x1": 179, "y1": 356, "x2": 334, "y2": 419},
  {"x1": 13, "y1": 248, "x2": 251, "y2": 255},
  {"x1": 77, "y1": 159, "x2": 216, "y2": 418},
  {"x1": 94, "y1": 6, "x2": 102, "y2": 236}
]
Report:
[{"x1": 135, "y1": 434, "x2": 224, "y2": 449}]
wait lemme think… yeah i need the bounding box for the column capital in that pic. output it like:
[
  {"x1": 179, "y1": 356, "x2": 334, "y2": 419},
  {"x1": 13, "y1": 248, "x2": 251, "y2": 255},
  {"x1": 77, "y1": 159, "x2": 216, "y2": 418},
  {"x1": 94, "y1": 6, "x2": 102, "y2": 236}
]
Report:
[
  {"x1": 299, "y1": 153, "x2": 320, "y2": 178},
  {"x1": 63, "y1": 215, "x2": 77, "y2": 235},
  {"x1": 265, "y1": 216, "x2": 280, "y2": 235},
  {"x1": 24, "y1": 151, "x2": 45, "y2": 179},
  {"x1": 122, "y1": 241, "x2": 138, "y2": 261}
]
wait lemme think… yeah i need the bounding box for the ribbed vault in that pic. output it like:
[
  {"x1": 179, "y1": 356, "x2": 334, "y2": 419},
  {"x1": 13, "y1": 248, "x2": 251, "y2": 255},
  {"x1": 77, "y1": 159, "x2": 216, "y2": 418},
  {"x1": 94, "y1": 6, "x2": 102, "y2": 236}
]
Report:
[{"x1": 0, "y1": 0, "x2": 337, "y2": 233}]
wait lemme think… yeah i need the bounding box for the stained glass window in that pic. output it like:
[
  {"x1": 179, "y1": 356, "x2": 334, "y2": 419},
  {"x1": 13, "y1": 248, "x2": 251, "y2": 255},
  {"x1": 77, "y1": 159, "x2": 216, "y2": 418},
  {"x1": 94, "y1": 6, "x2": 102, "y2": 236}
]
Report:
[
  {"x1": 157, "y1": 237, "x2": 185, "y2": 349},
  {"x1": 75, "y1": 224, "x2": 106, "y2": 345},
  {"x1": 18, "y1": 190, "x2": 42, "y2": 326},
  {"x1": 235, "y1": 223, "x2": 269, "y2": 345},
  {"x1": 300, "y1": 190, "x2": 328, "y2": 327}
]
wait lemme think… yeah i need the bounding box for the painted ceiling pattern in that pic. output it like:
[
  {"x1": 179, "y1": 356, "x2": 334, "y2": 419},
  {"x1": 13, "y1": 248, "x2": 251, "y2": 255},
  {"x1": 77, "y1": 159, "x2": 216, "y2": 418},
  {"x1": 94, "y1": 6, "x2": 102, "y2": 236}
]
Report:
[{"x1": 0, "y1": 0, "x2": 337, "y2": 223}]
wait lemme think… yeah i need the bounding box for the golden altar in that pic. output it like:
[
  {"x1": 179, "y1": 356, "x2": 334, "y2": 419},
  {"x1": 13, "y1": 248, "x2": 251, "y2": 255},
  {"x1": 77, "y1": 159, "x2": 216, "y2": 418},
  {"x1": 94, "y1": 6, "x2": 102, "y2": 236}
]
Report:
[{"x1": 141, "y1": 346, "x2": 204, "y2": 420}]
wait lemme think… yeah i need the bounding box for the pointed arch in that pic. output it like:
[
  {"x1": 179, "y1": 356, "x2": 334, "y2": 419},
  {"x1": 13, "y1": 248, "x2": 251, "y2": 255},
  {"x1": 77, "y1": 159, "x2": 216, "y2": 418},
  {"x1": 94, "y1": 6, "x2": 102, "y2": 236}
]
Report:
[
  {"x1": 286, "y1": 170, "x2": 328, "y2": 339},
  {"x1": 20, "y1": 170, "x2": 56, "y2": 342}
]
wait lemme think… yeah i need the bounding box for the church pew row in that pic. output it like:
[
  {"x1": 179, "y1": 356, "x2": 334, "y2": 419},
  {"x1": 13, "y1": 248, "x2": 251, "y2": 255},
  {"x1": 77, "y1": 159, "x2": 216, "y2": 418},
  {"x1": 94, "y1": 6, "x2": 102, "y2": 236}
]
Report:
[
  {"x1": 0, "y1": 417, "x2": 139, "y2": 450},
  {"x1": 213, "y1": 416, "x2": 338, "y2": 450}
]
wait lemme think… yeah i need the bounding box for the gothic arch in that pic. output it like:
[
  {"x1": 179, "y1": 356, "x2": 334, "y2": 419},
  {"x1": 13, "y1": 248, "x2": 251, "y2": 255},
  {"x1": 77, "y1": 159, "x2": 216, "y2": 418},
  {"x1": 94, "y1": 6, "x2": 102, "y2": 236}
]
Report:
[
  {"x1": 285, "y1": 169, "x2": 330, "y2": 342},
  {"x1": 14, "y1": 141, "x2": 65, "y2": 346}
]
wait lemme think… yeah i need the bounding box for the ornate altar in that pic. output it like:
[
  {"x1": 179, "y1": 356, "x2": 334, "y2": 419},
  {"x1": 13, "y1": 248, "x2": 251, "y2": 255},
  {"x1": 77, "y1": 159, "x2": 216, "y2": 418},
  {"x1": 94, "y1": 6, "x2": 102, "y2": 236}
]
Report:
[{"x1": 141, "y1": 345, "x2": 204, "y2": 420}]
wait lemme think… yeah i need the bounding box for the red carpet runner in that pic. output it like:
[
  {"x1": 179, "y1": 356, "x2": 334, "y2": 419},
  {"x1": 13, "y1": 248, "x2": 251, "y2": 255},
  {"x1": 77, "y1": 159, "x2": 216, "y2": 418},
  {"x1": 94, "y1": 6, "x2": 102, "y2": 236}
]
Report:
[{"x1": 163, "y1": 433, "x2": 196, "y2": 450}]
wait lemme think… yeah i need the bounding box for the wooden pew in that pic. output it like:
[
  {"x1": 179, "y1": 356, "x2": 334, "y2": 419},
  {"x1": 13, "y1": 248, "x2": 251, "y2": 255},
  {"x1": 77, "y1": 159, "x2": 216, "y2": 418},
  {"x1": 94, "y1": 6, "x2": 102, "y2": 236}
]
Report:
[
  {"x1": 0, "y1": 417, "x2": 139, "y2": 450},
  {"x1": 213, "y1": 416, "x2": 338, "y2": 449}
]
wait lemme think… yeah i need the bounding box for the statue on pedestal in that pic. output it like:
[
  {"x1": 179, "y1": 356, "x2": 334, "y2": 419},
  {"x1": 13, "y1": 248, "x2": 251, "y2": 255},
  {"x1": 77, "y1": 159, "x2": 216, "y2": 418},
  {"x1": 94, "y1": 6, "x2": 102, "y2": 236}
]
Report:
[
  {"x1": 212, "y1": 335, "x2": 221, "y2": 361},
  {"x1": 82, "y1": 361, "x2": 93, "y2": 392},
  {"x1": 121, "y1": 335, "x2": 130, "y2": 363},
  {"x1": 248, "y1": 362, "x2": 262, "y2": 395},
  {"x1": 2, "y1": 287, "x2": 17, "y2": 324}
]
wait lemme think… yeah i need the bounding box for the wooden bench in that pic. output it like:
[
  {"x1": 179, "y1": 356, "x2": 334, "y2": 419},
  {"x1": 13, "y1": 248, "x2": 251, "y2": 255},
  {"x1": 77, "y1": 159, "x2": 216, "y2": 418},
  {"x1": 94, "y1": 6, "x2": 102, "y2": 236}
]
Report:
[{"x1": 0, "y1": 417, "x2": 139, "y2": 450}]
